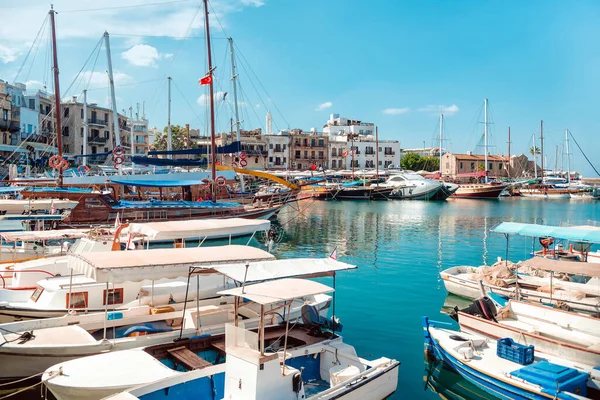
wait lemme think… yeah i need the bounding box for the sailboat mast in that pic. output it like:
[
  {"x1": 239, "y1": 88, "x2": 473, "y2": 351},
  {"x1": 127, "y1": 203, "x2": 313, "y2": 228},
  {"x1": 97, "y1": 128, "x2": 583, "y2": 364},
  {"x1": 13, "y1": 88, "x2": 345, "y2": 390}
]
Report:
[
  {"x1": 104, "y1": 31, "x2": 122, "y2": 175},
  {"x1": 532, "y1": 133, "x2": 538, "y2": 179},
  {"x1": 375, "y1": 126, "x2": 379, "y2": 185},
  {"x1": 167, "y1": 76, "x2": 172, "y2": 158},
  {"x1": 565, "y1": 129, "x2": 571, "y2": 184},
  {"x1": 483, "y1": 98, "x2": 488, "y2": 184},
  {"x1": 203, "y1": 0, "x2": 217, "y2": 200},
  {"x1": 540, "y1": 120, "x2": 544, "y2": 181},
  {"x1": 439, "y1": 113, "x2": 443, "y2": 177},
  {"x1": 507, "y1": 126, "x2": 511, "y2": 178},
  {"x1": 82, "y1": 89, "x2": 88, "y2": 167},
  {"x1": 49, "y1": 5, "x2": 63, "y2": 186},
  {"x1": 229, "y1": 37, "x2": 245, "y2": 192}
]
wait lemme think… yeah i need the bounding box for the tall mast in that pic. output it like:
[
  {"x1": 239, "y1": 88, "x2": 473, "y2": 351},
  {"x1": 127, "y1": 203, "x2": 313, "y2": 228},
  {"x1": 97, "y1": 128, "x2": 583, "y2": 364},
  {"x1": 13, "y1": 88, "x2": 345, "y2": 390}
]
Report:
[
  {"x1": 167, "y1": 76, "x2": 172, "y2": 158},
  {"x1": 540, "y1": 120, "x2": 544, "y2": 181},
  {"x1": 532, "y1": 133, "x2": 538, "y2": 179},
  {"x1": 104, "y1": 31, "x2": 121, "y2": 175},
  {"x1": 228, "y1": 37, "x2": 245, "y2": 191},
  {"x1": 82, "y1": 89, "x2": 88, "y2": 167},
  {"x1": 507, "y1": 126, "x2": 511, "y2": 178},
  {"x1": 375, "y1": 126, "x2": 379, "y2": 185},
  {"x1": 129, "y1": 106, "x2": 134, "y2": 173},
  {"x1": 439, "y1": 113, "x2": 443, "y2": 177},
  {"x1": 565, "y1": 129, "x2": 571, "y2": 184},
  {"x1": 49, "y1": 5, "x2": 63, "y2": 186},
  {"x1": 483, "y1": 98, "x2": 488, "y2": 183},
  {"x1": 203, "y1": 0, "x2": 217, "y2": 201}
]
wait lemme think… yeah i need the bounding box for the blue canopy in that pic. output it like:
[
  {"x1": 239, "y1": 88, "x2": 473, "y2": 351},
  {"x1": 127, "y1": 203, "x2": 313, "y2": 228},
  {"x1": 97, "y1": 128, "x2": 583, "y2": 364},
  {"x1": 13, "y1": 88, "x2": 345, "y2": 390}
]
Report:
[
  {"x1": 110, "y1": 178, "x2": 205, "y2": 188},
  {"x1": 0, "y1": 186, "x2": 25, "y2": 194},
  {"x1": 492, "y1": 222, "x2": 600, "y2": 243}
]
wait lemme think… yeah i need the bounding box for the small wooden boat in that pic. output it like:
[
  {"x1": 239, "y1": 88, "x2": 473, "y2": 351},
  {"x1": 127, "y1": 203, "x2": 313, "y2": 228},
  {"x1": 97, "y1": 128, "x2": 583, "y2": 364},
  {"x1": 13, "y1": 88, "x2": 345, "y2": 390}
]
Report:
[
  {"x1": 452, "y1": 183, "x2": 507, "y2": 199},
  {"x1": 423, "y1": 317, "x2": 595, "y2": 399}
]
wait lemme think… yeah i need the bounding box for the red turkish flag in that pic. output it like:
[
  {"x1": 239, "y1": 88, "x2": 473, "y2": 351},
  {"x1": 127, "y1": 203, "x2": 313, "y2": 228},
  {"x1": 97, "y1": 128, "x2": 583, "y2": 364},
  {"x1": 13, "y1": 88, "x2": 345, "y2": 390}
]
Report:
[{"x1": 198, "y1": 75, "x2": 212, "y2": 85}]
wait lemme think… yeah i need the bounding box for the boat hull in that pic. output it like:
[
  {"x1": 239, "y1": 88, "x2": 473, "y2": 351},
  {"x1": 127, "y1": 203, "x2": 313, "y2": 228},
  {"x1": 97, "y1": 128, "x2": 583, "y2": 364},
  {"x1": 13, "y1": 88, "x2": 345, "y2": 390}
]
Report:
[{"x1": 452, "y1": 184, "x2": 506, "y2": 199}]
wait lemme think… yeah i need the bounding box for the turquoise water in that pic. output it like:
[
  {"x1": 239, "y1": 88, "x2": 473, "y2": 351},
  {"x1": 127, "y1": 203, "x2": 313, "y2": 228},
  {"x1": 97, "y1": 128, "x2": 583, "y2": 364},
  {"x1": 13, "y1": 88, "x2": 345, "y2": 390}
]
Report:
[{"x1": 273, "y1": 198, "x2": 600, "y2": 399}]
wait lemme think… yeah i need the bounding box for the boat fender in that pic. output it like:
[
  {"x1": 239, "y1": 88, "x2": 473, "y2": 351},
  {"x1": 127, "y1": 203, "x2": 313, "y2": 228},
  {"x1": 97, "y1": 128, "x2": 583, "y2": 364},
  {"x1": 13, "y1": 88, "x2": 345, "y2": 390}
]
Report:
[{"x1": 292, "y1": 372, "x2": 303, "y2": 393}]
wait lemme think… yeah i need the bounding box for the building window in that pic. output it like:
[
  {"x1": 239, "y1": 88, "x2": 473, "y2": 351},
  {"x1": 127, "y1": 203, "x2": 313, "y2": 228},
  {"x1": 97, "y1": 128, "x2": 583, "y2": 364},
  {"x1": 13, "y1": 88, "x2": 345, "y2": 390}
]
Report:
[
  {"x1": 297, "y1": 163, "x2": 302, "y2": 170},
  {"x1": 29, "y1": 99, "x2": 35, "y2": 110},
  {"x1": 332, "y1": 160, "x2": 337, "y2": 168},
  {"x1": 81, "y1": 108, "x2": 84, "y2": 119},
  {"x1": 378, "y1": 161, "x2": 382, "y2": 166},
  {"x1": 269, "y1": 143, "x2": 273, "y2": 149},
  {"x1": 275, "y1": 157, "x2": 281, "y2": 165},
  {"x1": 62, "y1": 126, "x2": 69, "y2": 136},
  {"x1": 66, "y1": 291, "x2": 89, "y2": 309},
  {"x1": 104, "y1": 130, "x2": 109, "y2": 139},
  {"x1": 318, "y1": 151, "x2": 324, "y2": 159},
  {"x1": 283, "y1": 157, "x2": 286, "y2": 163},
  {"x1": 269, "y1": 156, "x2": 273, "y2": 162},
  {"x1": 80, "y1": 128, "x2": 84, "y2": 137},
  {"x1": 489, "y1": 163, "x2": 493, "y2": 170},
  {"x1": 471, "y1": 162, "x2": 475, "y2": 170},
  {"x1": 2, "y1": 109, "x2": 7, "y2": 121},
  {"x1": 103, "y1": 288, "x2": 124, "y2": 305},
  {"x1": 378, "y1": 147, "x2": 382, "y2": 152},
  {"x1": 63, "y1": 144, "x2": 69, "y2": 153},
  {"x1": 64, "y1": 107, "x2": 69, "y2": 118},
  {"x1": 499, "y1": 163, "x2": 503, "y2": 170},
  {"x1": 459, "y1": 162, "x2": 463, "y2": 169},
  {"x1": 295, "y1": 150, "x2": 300, "y2": 158},
  {"x1": 311, "y1": 139, "x2": 315, "y2": 147},
  {"x1": 304, "y1": 151, "x2": 308, "y2": 158},
  {"x1": 318, "y1": 139, "x2": 324, "y2": 147},
  {"x1": 445, "y1": 162, "x2": 449, "y2": 169}
]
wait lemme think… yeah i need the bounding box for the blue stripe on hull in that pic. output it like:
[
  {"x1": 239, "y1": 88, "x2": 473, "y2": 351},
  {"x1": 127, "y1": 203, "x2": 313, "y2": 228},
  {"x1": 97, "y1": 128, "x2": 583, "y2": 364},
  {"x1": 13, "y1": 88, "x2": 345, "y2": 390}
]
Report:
[{"x1": 430, "y1": 340, "x2": 578, "y2": 400}]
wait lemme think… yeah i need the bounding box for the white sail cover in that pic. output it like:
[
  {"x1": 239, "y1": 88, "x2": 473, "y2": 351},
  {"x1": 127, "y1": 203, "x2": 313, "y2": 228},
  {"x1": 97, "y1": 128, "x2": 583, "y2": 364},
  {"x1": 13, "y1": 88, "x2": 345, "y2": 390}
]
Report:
[
  {"x1": 127, "y1": 218, "x2": 271, "y2": 240},
  {"x1": 218, "y1": 278, "x2": 334, "y2": 305},
  {"x1": 67, "y1": 245, "x2": 275, "y2": 283},
  {"x1": 199, "y1": 257, "x2": 356, "y2": 281}
]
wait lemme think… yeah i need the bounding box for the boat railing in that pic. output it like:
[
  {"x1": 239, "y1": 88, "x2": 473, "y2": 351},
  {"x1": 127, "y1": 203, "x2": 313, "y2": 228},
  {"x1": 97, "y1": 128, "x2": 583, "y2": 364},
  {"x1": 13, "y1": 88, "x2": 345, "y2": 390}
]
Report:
[{"x1": 0, "y1": 268, "x2": 55, "y2": 289}]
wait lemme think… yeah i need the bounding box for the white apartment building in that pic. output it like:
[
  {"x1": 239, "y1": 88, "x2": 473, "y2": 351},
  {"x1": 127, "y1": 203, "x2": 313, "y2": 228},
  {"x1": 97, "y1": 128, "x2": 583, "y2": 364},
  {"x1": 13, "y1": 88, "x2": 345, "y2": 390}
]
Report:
[
  {"x1": 344, "y1": 135, "x2": 400, "y2": 169},
  {"x1": 328, "y1": 136, "x2": 347, "y2": 169},
  {"x1": 264, "y1": 131, "x2": 290, "y2": 169},
  {"x1": 323, "y1": 114, "x2": 374, "y2": 136}
]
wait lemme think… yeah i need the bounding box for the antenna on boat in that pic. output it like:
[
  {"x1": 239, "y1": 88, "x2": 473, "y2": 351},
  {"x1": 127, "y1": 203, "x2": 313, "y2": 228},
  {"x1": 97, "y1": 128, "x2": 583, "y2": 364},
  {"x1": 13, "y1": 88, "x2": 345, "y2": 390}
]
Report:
[
  {"x1": 49, "y1": 5, "x2": 64, "y2": 187},
  {"x1": 203, "y1": 0, "x2": 217, "y2": 202},
  {"x1": 439, "y1": 114, "x2": 443, "y2": 178}
]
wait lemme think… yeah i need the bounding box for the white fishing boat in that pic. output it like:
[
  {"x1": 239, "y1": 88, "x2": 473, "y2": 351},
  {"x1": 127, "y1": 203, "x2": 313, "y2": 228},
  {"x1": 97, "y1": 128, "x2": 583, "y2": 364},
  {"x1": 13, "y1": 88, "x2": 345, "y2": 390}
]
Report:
[
  {"x1": 0, "y1": 245, "x2": 286, "y2": 380},
  {"x1": 423, "y1": 317, "x2": 595, "y2": 399},
  {"x1": 0, "y1": 218, "x2": 271, "y2": 319},
  {"x1": 97, "y1": 279, "x2": 399, "y2": 400},
  {"x1": 453, "y1": 297, "x2": 600, "y2": 367},
  {"x1": 0, "y1": 245, "x2": 274, "y2": 321},
  {"x1": 0, "y1": 198, "x2": 78, "y2": 215},
  {"x1": 375, "y1": 173, "x2": 447, "y2": 200},
  {"x1": 0, "y1": 229, "x2": 91, "y2": 264},
  {"x1": 440, "y1": 257, "x2": 600, "y2": 314}
]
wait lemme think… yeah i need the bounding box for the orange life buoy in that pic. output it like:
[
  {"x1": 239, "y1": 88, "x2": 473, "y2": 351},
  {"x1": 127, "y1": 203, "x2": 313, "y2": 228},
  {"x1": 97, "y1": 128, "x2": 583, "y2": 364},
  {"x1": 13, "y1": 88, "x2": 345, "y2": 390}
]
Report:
[
  {"x1": 239, "y1": 151, "x2": 247, "y2": 160},
  {"x1": 49, "y1": 155, "x2": 62, "y2": 169},
  {"x1": 113, "y1": 147, "x2": 124, "y2": 156},
  {"x1": 215, "y1": 176, "x2": 226, "y2": 186}
]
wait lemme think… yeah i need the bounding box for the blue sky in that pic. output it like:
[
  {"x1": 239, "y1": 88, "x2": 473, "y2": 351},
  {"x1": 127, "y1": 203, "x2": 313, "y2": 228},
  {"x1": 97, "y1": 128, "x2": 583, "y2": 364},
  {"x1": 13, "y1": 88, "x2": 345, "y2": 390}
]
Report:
[{"x1": 1, "y1": 0, "x2": 599, "y2": 175}]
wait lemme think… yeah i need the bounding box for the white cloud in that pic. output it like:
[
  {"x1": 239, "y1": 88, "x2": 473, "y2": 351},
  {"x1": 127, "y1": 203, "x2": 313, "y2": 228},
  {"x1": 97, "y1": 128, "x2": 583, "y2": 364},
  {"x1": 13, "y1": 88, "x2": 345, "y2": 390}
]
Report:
[
  {"x1": 0, "y1": 44, "x2": 20, "y2": 63},
  {"x1": 418, "y1": 104, "x2": 460, "y2": 116},
  {"x1": 254, "y1": 104, "x2": 261, "y2": 109},
  {"x1": 121, "y1": 44, "x2": 171, "y2": 67},
  {"x1": 382, "y1": 108, "x2": 410, "y2": 115},
  {"x1": 197, "y1": 91, "x2": 227, "y2": 106},
  {"x1": 240, "y1": 0, "x2": 266, "y2": 6},
  {"x1": 79, "y1": 71, "x2": 133, "y2": 88},
  {"x1": 315, "y1": 101, "x2": 332, "y2": 111},
  {"x1": 25, "y1": 80, "x2": 45, "y2": 90}
]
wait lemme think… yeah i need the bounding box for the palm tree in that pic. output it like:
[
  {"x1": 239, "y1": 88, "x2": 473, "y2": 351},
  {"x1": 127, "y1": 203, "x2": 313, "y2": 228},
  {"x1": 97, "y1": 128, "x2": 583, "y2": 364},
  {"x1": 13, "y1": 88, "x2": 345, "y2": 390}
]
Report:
[{"x1": 529, "y1": 146, "x2": 541, "y2": 156}]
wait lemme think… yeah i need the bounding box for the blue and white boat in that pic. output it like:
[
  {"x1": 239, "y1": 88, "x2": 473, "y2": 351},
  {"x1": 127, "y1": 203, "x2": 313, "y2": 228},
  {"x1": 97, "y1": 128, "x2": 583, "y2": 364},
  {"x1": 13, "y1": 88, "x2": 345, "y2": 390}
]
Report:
[{"x1": 422, "y1": 317, "x2": 594, "y2": 399}]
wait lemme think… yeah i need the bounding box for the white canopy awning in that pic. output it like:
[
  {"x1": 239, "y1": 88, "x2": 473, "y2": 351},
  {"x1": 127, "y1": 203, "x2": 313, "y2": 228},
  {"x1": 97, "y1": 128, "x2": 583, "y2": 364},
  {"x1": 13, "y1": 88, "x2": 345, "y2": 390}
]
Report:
[
  {"x1": 127, "y1": 218, "x2": 271, "y2": 241},
  {"x1": 1, "y1": 229, "x2": 91, "y2": 243},
  {"x1": 198, "y1": 257, "x2": 356, "y2": 281},
  {"x1": 217, "y1": 278, "x2": 334, "y2": 305},
  {"x1": 67, "y1": 245, "x2": 275, "y2": 283}
]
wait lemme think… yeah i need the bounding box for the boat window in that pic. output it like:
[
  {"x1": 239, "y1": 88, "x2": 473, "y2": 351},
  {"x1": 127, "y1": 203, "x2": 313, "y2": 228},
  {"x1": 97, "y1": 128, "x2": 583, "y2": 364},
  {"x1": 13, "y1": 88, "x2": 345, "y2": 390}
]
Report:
[
  {"x1": 30, "y1": 286, "x2": 44, "y2": 302},
  {"x1": 103, "y1": 288, "x2": 124, "y2": 305},
  {"x1": 66, "y1": 292, "x2": 89, "y2": 309},
  {"x1": 85, "y1": 197, "x2": 105, "y2": 209}
]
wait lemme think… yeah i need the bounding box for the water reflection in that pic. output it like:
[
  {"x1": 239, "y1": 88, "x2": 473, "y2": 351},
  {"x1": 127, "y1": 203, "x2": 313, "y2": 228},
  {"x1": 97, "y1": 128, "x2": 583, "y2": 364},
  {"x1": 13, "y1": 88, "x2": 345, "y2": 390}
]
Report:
[{"x1": 424, "y1": 356, "x2": 496, "y2": 400}]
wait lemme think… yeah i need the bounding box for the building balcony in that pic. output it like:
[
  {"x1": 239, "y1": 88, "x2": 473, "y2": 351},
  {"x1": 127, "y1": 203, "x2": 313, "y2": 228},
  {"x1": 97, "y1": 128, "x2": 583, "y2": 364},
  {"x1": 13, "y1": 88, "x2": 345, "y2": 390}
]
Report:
[
  {"x1": 88, "y1": 118, "x2": 108, "y2": 126},
  {"x1": 365, "y1": 150, "x2": 375, "y2": 155},
  {"x1": 21, "y1": 133, "x2": 52, "y2": 144},
  {"x1": 88, "y1": 135, "x2": 108, "y2": 144},
  {"x1": 384, "y1": 151, "x2": 395, "y2": 156}
]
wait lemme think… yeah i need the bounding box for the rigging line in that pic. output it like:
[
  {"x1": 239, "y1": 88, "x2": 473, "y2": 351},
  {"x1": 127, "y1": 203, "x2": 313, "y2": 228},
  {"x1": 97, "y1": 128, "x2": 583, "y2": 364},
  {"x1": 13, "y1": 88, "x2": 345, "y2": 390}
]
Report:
[
  {"x1": 234, "y1": 42, "x2": 289, "y2": 128},
  {"x1": 167, "y1": 5, "x2": 202, "y2": 68},
  {"x1": 23, "y1": 19, "x2": 48, "y2": 86},
  {"x1": 12, "y1": 15, "x2": 49, "y2": 84},
  {"x1": 234, "y1": 58, "x2": 273, "y2": 130},
  {"x1": 61, "y1": 0, "x2": 193, "y2": 13},
  {"x1": 568, "y1": 130, "x2": 600, "y2": 177},
  {"x1": 83, "y1": 78, "x2": 166, "y2": 92},
  {"x1": 84, "y1": 39, "x2": 104, "y2": 92},
  {"x1": 238, "y1": 83, "x2": 265, "y2": 132},
  {"x1": 147, "y1": 77, "x2": 167, "y2": 120},
  {"x1": 172, "y1": 79, "x2": 206, "y2": 131},
  {"x1": 60, "y1": 36, "x2": 104, "y2": 99},
  {"x1": 110, "y1": 33, "x2": 228, "y2": 39}
]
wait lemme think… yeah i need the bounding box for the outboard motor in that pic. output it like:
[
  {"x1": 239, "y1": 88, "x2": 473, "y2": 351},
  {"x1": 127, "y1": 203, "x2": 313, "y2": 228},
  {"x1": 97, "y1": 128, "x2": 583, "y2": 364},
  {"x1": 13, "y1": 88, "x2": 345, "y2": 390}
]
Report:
[
  {"x1": 301, "y1": 304, "x2": 343, "y2": 333},
  {"x1": 449, "y1": 296, "x2": 498, "y2": 323}
]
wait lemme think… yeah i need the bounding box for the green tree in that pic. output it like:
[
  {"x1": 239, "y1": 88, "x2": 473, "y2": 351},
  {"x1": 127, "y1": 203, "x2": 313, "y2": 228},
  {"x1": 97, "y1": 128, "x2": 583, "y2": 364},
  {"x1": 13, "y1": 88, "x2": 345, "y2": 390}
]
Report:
[
  {"x1": 529, "y1": 146, "x2": 541, "y2": 157},
  {"x1": 400, "y1": 153, "x2": 423, "y2": 171},
  {"x1": 153, "y1": 125, "x2": 199, "y2": 151},
  {"x1": 477, "y1": 163, "x2": 485, "y2": 171},
  {"x1": 420, "y1": 156, "x2": 440, "y2": 172}
]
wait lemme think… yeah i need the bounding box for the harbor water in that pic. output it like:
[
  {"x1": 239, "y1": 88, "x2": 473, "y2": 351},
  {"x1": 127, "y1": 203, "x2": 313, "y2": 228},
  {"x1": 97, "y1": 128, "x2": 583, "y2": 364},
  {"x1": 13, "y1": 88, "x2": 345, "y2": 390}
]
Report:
[{"x1": 272, "y1": 198, "x2": 600, "y2": 399}]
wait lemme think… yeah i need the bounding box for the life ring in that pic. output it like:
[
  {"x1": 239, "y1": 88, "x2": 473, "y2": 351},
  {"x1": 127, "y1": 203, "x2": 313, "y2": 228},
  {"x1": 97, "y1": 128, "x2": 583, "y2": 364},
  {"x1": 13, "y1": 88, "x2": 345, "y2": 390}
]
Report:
[
  {"x1": 239, "y1": 159, "x2": 248, "y2": 167},
  {"x1": 215, "y1": 176, "x2": 227, "y2": 186},
  {"x1": 49, "y1": 155, "x2": 64, "y2": 169},
  {"x1": 231, "y1": 162, "x2": 238, "y2": 168},
  {"x1": 342, "y1": 150, "x2": 349, "y2": 157},
  {"x1": 113, "y1": 147, "x2": 124, "y2": 156},
  {"x1": 59, "y1": 159, "x2": 69, "y2": 171},
  {"x1": 239, "y1": 151, "x2": 247, "y2": 160},
  {"x1": 113, "y1": 155, "x2": 124, "y2": 165},
  {"x1": 77, "y1": 165, "x2": 90, "y2": 173}
]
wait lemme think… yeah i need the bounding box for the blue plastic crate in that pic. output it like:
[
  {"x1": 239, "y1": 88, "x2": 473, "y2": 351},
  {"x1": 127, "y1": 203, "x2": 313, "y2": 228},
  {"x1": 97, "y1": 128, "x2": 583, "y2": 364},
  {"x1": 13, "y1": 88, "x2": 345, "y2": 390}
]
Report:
[{"x1": 497, "y1": 338, "x2": 534, "y2": 365}]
